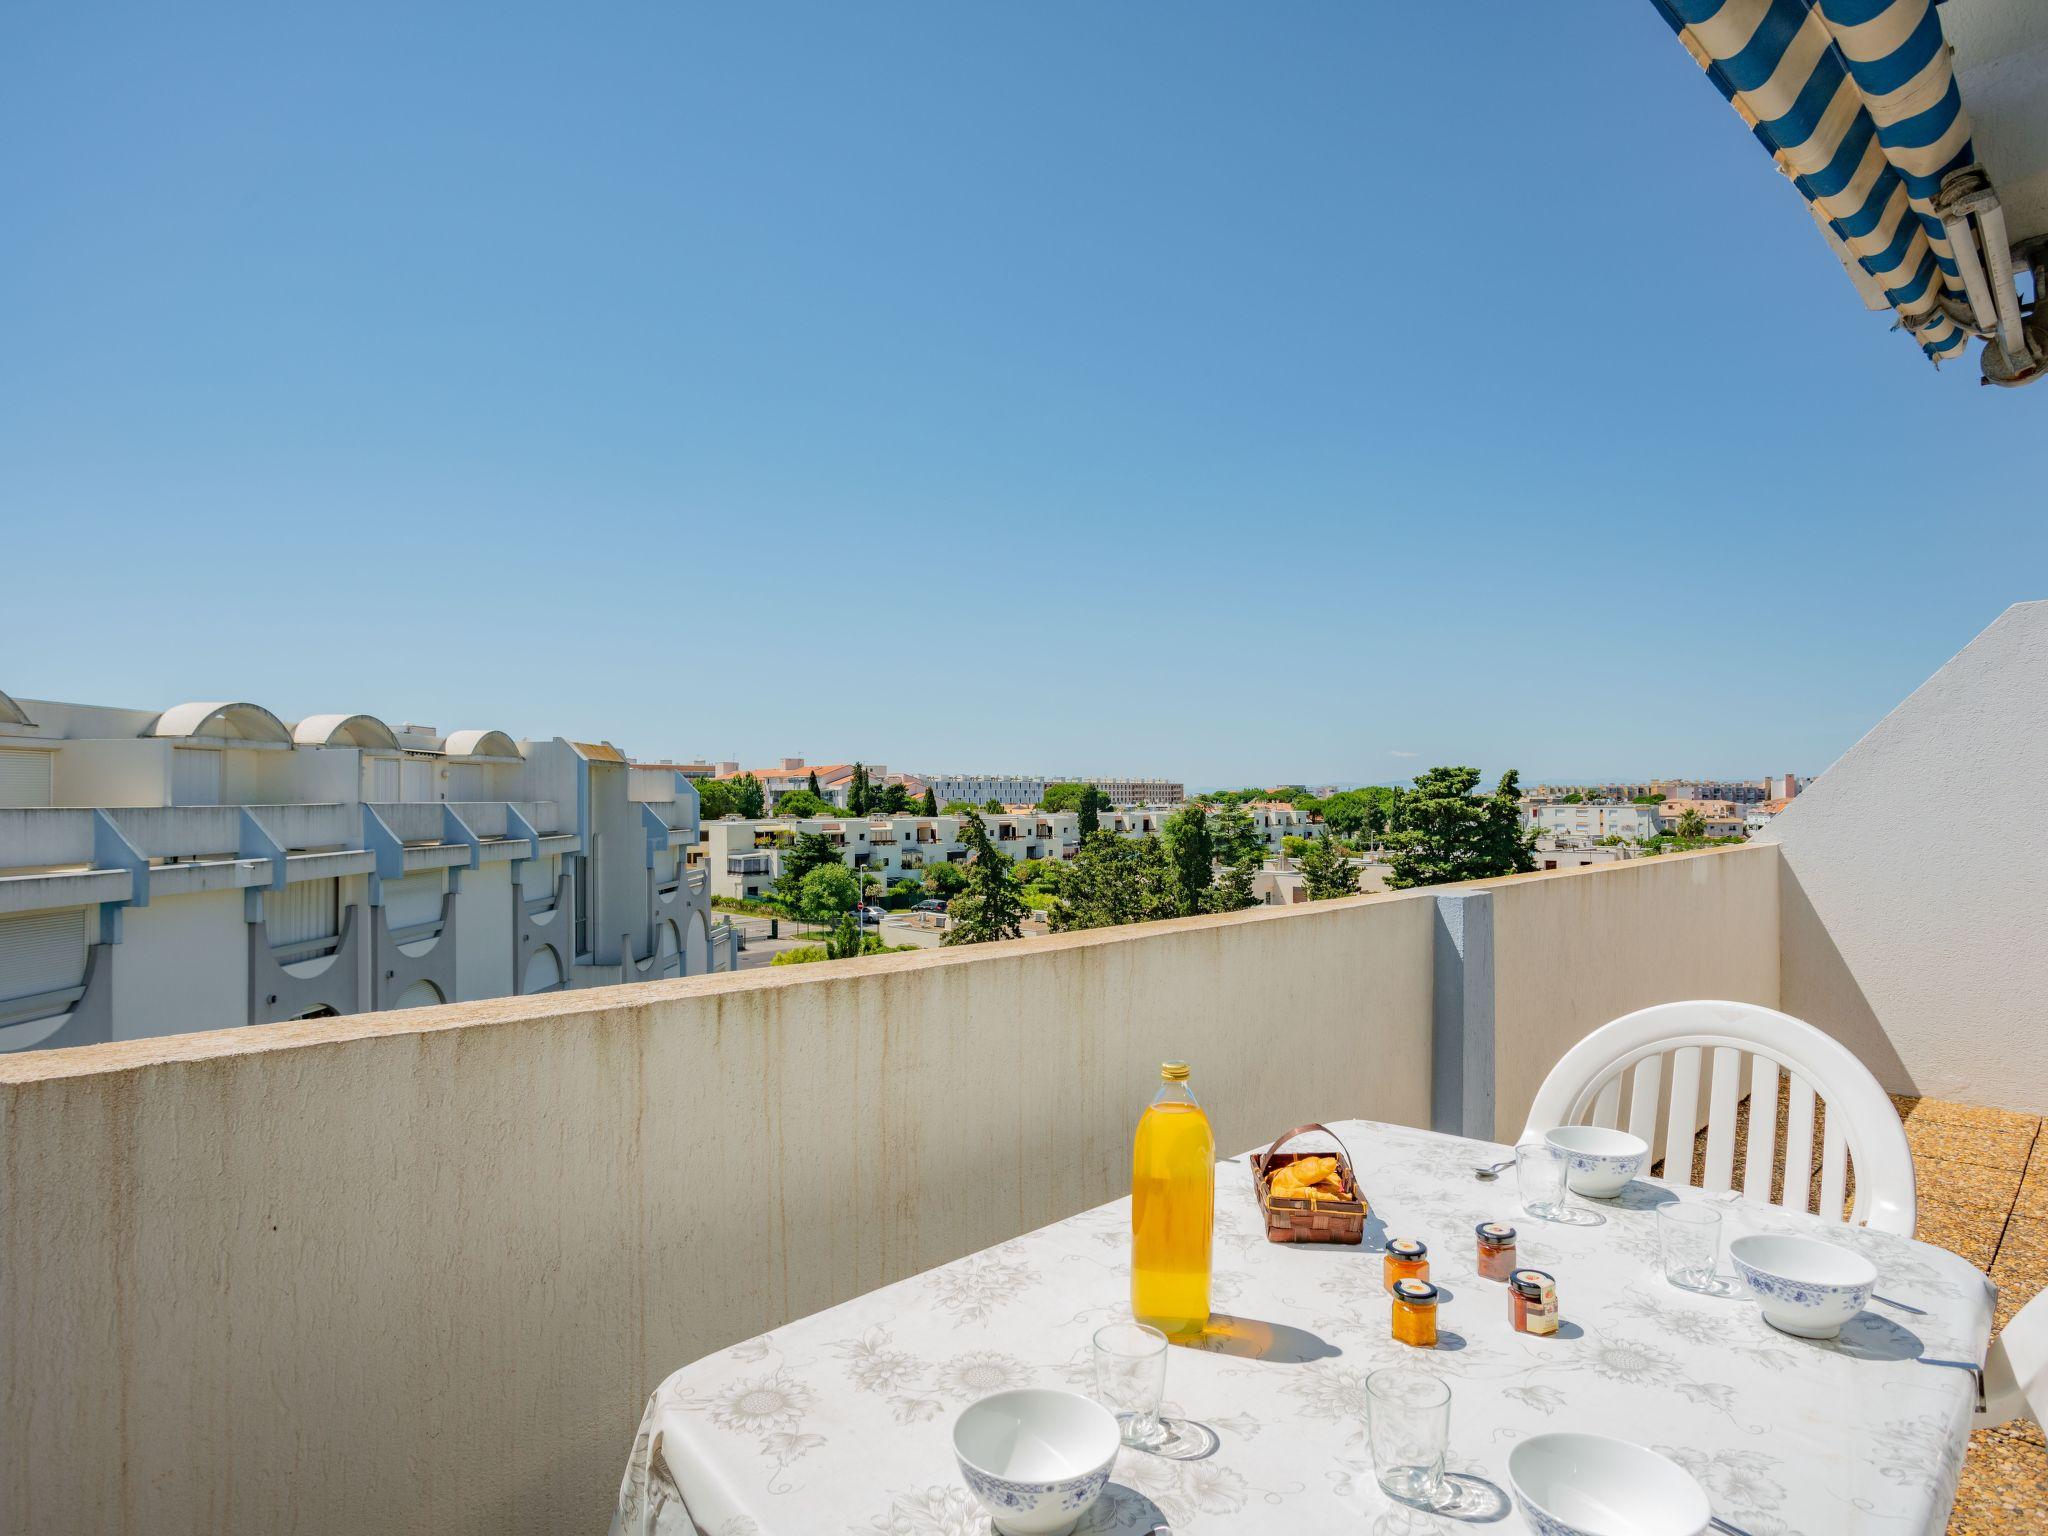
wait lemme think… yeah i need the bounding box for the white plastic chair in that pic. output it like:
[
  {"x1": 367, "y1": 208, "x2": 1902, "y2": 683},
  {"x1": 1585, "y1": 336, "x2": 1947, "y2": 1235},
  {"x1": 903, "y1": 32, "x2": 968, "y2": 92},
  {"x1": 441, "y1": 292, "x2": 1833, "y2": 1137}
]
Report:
[
  {"x1": 1981, "y1": 1291, "x2": 2048, "y2": 1428},
  {"x1": 1521, "y1": 1000, "x2": 1916, "y2": 1236}
]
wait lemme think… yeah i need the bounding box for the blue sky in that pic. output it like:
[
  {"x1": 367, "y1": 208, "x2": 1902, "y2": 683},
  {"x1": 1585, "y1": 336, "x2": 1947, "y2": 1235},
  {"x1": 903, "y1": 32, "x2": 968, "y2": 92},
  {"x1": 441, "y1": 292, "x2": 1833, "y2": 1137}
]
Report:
[{"x1": 2, "y1": 4, "x2": 2039, "y2": 788}]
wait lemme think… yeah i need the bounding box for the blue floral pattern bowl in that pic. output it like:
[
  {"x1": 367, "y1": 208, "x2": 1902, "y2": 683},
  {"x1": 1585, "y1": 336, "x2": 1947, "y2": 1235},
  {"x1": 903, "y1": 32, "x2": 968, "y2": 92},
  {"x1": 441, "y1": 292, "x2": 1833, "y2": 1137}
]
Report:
[
  {"x1": 1730, "y1": 1234, "x2": 1878, "y2": 1339},
  {"x1": 953, "y1": 1388, "x2": 1120, "y2": 1536},
  {"x1": 1544, "y1": 1126, "x2": 1649, "y2": 1198},
  {"x1": 1508, "y1": 1432, "x2": 1711, "y2": 1536}
]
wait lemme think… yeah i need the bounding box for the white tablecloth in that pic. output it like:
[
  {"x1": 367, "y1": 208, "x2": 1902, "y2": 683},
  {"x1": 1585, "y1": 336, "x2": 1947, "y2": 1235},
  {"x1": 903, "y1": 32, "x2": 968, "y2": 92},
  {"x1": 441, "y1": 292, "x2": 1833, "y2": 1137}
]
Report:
[{"x1": 612, "y1": 1119, "x2": 1994, "y2": 1536}]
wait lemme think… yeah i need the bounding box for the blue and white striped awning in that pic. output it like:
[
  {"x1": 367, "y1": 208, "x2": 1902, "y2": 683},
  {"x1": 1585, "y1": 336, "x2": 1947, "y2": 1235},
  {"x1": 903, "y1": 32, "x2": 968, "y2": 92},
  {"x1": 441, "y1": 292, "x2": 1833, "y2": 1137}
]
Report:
[{"x1": 1650, "y1": 0, "x2": 1980, "y2": 361}]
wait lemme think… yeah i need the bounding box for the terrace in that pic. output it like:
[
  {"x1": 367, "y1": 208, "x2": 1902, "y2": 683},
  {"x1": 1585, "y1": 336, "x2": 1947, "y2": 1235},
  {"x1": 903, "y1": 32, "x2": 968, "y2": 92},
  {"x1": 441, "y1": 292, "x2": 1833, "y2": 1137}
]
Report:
[{"x1": 1, "y1": 604, "x2": 2043, "y2": 1534}]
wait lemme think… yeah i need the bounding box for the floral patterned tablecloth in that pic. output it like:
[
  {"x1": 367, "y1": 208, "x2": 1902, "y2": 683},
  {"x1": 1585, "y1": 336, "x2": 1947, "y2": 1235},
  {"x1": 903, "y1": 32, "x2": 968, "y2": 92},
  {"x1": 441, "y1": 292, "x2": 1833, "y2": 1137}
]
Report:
[{"x1": 612, "y1": 1119, "x2": 1994, "y2": 1536}]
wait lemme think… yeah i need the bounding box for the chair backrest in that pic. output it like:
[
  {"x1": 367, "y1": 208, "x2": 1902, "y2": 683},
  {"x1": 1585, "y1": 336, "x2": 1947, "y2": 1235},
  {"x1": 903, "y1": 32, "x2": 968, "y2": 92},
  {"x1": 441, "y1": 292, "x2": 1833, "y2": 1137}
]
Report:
[
  {"x1": 1982, "y1": 1289, "x2": 2048, "y2": 1428},
  {"x1": 1521, "y1": 1000, "x2": 1915, "y2": 1236}
]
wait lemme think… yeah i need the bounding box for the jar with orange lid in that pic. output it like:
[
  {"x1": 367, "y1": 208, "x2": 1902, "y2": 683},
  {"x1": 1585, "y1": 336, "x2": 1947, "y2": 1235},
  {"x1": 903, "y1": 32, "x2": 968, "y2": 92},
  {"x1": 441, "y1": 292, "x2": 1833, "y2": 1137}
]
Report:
[
  {"x1": 1390, "y1": 1278, "x2": 1440, "y2": 1347},
  {"x1": 1382, "y1": 1237, "x2": 1429, "y2": 1293}
]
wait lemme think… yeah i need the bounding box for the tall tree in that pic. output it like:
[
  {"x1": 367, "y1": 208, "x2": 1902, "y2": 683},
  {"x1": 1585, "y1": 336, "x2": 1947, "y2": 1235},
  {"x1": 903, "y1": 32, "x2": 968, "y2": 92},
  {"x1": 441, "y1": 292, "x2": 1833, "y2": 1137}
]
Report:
[
  {"x1": 770, "y1": 788, "x2": 831, "y2": 819},
  {"x1": 1076, "y1": 784, "x2": 1102, "y2": 837},
  {"x1": 920, "y1": 785, "x2": 939, "y2": 817},
  {"x1": 1205, "y1": 855, "x2": 1261, "y2": 913},
  {"x1": 1039, "y1": 782, "x2": 1088, "y2": 813},
  {"x1": 1207, "y1": 803, "x2": 1265, "y2": 869},
  {"x1": 1383, "y1": 767, "x2": 1537, "y2": 890},
  {"x1": 943, "y1": 811, "x2": 1026, "y2": 945},
  {"x1": 697, "y1": 777, "x2": 738, "y2": 821},
  {"x1": 795, "y1": 864, "x2": 860, "y2": 925},
  {"x1": 1048, "y1": 832, "x2": 1177, "y2": 931},
  {"x1": 878, "y1": 782, "x2": 912, "y2": 815},
  {"x1": 1298, "y1": 833, "x2": 1360, "y2": 900},
  {"x1": 729, "y1": 774, "x2": 765, "y2": 819},
  {"x1": 1162, "y1": 804, "x2": 1215, "y2": 917},
  {"x1": 773, "y1": 831, "x2": 842, "y2": 907},
  {"x1": 846, "y1": 762, "x2": 870, "y2": 815},
  {"x1": 806, "y1": 769, "x2": 821, "y2": 797},
  {"x1": 1675, "y1": 808, "x2": 1706, "y2": 840}
]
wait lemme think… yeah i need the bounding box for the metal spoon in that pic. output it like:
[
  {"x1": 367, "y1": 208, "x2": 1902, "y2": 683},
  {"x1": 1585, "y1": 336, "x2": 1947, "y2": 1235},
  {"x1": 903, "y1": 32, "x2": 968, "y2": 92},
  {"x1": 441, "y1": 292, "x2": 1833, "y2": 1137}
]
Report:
[
  {"x1": 1710, "y1": 1517, "x2": 1755, "y2": 1536},
  {"x1": 1472, "y1": 1159, "x2": 1514, "y2": 1180}
]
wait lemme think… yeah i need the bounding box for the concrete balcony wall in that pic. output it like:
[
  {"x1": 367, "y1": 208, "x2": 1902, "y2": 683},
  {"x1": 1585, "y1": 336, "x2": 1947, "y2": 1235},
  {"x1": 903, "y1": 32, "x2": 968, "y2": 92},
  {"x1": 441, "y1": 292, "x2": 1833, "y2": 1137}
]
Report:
[
  {"x1": 0, "y1": 890, "x2": 1437, "y2": 1536},
  {"x1": 1480, "y1": 844, "x2": 1782, "y2": 1141}
]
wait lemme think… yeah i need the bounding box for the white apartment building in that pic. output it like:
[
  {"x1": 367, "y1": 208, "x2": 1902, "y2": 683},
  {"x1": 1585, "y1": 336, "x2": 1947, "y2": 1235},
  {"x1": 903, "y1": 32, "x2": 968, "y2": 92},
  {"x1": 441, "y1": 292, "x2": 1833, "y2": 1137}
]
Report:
[
  {"x1": 0, "y1": 690, "x2": 724, "y2": 1054},
  {"x1": 693, "y1": 801, "x2": 1312, "y2": 901},
  {"x1": 921, "y1": 773, "x2": 1047, "y2": 808},
  {"x1": 1525, "y1": 802, "x2": 1663, "y2": 842},
  {"x1": 715, "y1": 758, "x2": 892, "y2": 810}
]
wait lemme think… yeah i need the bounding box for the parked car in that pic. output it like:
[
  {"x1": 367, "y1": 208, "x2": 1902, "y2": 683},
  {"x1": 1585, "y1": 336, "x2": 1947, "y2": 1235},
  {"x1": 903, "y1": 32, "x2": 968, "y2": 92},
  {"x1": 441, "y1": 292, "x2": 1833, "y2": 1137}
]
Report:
[
  {"x1": 914, "y1": 899, "x2": 946, "y2": 913},
  {"x1": 857, "y1": 905, "x2": 887, "y2": 925}
]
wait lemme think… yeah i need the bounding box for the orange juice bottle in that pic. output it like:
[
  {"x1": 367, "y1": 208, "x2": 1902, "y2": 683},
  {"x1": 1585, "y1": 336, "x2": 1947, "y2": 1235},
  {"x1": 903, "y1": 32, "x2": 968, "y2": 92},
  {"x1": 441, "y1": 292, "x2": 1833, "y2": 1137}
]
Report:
[{"x1": 1130, "y1": 1061, "x2": 1215, "y2": 1338}]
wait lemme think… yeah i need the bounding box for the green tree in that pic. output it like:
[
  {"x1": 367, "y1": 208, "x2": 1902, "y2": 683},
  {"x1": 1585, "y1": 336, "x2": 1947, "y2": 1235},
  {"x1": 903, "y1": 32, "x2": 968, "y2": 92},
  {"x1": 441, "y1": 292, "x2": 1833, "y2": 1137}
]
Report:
[
  {"x1": 1383, "y1": 767, "x2": 1537, "y2": 890},
  {"x1": 1560, "y1": 792, "x2": 1584, "y2": 804},
  {"x1": 923, "y1": 859, "x2": 971, "y2": 899},
  {"x1": 1298, "y1": 833, "x2": 1360, "y2": 900},
  {"x1": 697, "y1": 777, "x2": 738, "y2": 820},
  {"x1": 771, "y1": 788, "x2": 832, "y2": 819},
  {"x1": 941, "y1": 800, "x2": 981, "y2": 816},
  {"x1": 1048, "y1": 832, "x2": 1178, "y2": 931},
  {"x1": 1205, "y1": 855, "x2": 1260, "y2": 913},
  {"x1": 796, "y1": 863, "x2": 860, "y2": 925},
  {"x1": 846, "y1": 763, "x2": 870, "y2": 815},
  {"x1": 1316, "y1": 787, "x2": 1397, "y2": 843},
  {"x1": 806, "y1": 769, "x2": 821, "y2": 797},
  {"x1": 773, "y1": 831, "x2": 842, "y2": 907},
  {"x1": 943, "y1": 811, "x2": 1026, "y2": 945},
  {"x1": 728, "y1": 774, "x2": 766, "y2": 819},
  {"x1": 1039, "y1": 782, "x2": 1088, "y2": 813},
  {"x1": 878, "y1": 782, "x2": 913, "y2": 815},
  {"x1": 1162, "y1": 803, "x2": 1215, "y2": 917},
  {"x1": 825, "y1": 910, "x2": 863, "y2": 959},
  {"x1": 1281, "y1": 834, "x2": 1313, "y2": 860},
  {"x1": 1076, "y1": 784, "x2": 1102, "y2": 837},
  {"x1": 1676, "y1": 808, "x2": 1706, "y2": 840},
  {"x1": 920, "y1": 785, "x2": 939, "y2": 817},
  {"x1": 983, "y1": 797, "x2": 1003, "y2": 812},
  {"x1": 1207, "y1": 803, "x2": 1265, "y2": 869}
]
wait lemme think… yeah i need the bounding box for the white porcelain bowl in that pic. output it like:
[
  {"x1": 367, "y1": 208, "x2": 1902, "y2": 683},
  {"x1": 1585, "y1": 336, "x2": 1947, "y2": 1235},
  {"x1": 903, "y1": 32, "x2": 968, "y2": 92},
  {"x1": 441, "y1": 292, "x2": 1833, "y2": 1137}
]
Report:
[
  {"x1": 1729, "y1": 1233, "x2": 1878, "y2": 1339},
  {"x1": 1544, "y1": 1126, "x2": 1649, "y2": 1198},
  {"x1": 1508, "y1": 1432, "x2": 1711, "y2": 1536},
  {"x1": 952, "y1": 1388, "x2": 1120, "y2": 1536}
]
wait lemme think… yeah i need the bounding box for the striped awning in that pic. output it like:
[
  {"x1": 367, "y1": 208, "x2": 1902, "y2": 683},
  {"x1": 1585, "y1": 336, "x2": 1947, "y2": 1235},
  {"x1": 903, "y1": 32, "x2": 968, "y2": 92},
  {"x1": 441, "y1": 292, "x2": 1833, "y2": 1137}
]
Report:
[{"x1": 1650, "y1": 0, "x2": 1980, "y2": 361}]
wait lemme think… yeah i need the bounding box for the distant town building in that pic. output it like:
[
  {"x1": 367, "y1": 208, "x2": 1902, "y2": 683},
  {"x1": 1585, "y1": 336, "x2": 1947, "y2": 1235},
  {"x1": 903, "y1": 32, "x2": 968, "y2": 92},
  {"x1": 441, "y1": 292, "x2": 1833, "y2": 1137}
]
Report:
[
  {"x1": 922, "y1": 773, "x2": 1047, "y2": 807},
  {"x1": 0, "y1": 691, "x2": 723, "y2": 1055},
  {"x1": 1656, "y1": 799, "x2": 1749, "y2": 837},
  {"x1": 693, "y1": 800, "x2": 1311, "y2": 900},
  {"x1": 1071, "y1": 777, "x2": 1185, "y2": 807},
  {"x1": 1525, "y1": 802, "x2": 1663, "y2": 842},
  {"x1": 715, "y1": 758, "x2": 891, "y2": 810}
]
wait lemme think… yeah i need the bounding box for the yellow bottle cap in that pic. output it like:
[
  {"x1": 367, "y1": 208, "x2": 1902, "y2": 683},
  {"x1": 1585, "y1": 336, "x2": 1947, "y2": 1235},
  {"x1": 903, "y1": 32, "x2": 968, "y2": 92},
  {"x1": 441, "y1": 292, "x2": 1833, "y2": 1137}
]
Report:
[{"x1": 1160, "y1": 1061, "x2": 1190, "y2": 1082}]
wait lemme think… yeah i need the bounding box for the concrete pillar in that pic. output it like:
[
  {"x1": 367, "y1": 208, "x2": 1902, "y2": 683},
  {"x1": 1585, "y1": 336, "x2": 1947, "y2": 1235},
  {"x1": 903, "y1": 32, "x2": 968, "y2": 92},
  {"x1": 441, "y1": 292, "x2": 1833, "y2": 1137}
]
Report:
[{"x1": 1432, "y1": 890, "x2": 1495, "y2": 1138}]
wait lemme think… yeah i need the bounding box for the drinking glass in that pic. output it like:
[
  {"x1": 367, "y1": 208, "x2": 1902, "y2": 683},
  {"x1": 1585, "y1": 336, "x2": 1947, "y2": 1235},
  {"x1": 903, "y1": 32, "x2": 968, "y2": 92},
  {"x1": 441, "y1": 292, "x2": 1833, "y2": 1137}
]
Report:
[
  {"x1": 1365, "y1": 1366, "x2": 1452, "y2": 1508},
  {"x1": 1092, "y1": 1320, "x2": 1169, "y2": 1447},
  {"x1": 1516, "y1": 1140, "x2": 1569, "y2": 1220},
  {"x1": 1659, "y1": 1202, "x2": 1724, "y2": 1292}
]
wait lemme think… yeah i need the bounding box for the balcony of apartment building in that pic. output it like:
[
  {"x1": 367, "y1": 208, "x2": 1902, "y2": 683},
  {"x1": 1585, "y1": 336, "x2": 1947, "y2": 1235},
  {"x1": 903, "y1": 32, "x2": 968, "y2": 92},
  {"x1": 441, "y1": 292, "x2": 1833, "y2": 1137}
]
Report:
[{"x1": 1, "y1": 605, "x2": 2044, "y2": 1533}]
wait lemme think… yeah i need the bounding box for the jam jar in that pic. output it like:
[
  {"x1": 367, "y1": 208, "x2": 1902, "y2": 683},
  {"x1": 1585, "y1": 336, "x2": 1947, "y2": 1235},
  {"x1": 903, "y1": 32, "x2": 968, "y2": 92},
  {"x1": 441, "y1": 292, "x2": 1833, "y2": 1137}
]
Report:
[
  {"x1": 1382, "y1": 1237, "x2": 1429, "y2": 1293},
  {"x1": 1475, "y1": 1221, "x2": 1518, "y2": 1281},
  {"x1": 1391, "y1": 1277, "x2": 1441, "y2": 1347}
]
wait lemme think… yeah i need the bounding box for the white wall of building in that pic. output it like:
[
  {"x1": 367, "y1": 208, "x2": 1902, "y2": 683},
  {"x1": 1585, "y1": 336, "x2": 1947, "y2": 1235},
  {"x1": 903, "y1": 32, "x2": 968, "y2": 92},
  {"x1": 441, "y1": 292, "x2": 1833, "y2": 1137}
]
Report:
[{"x1": 1764, "y1": 600, "x2": 2048, "y2": 1112}]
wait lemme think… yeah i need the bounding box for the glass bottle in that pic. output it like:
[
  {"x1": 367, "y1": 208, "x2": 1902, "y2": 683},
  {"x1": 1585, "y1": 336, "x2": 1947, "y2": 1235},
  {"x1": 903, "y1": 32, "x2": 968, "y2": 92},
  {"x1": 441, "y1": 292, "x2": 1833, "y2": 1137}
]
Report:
[{"x1": 1130, "y1": 1061, "x2": 1215, "y2": 1339}]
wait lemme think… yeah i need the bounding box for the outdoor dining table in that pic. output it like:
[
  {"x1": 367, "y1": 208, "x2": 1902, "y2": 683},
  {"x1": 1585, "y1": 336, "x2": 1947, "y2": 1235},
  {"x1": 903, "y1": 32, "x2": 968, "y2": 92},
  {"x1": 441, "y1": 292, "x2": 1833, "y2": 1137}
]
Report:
[{"x1": 611, "y1": 1118, "x2": 1995, "y2": 1535}]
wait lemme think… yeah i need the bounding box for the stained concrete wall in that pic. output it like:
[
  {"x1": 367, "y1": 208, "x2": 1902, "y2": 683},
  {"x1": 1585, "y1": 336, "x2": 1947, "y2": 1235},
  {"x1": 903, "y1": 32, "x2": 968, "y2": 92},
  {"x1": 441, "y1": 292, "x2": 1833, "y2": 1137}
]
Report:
[
  {"x1": 1765, "y1": 600, "x2": 2048, "y2": 1113},
  {"x1": 0, "y1": 888, "x2": 1437, "y2": 1536},
  {"x1": 1482, "y1": 844, "x2": 1782, "y2": 1141}
]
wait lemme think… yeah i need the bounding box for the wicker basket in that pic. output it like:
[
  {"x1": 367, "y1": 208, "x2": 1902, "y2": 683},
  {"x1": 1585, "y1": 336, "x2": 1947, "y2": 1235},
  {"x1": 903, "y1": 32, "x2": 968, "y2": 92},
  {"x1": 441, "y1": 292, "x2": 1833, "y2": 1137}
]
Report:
[{"x1": 1252, "y1": 1123, "x2": 1369, "y2": 1244}]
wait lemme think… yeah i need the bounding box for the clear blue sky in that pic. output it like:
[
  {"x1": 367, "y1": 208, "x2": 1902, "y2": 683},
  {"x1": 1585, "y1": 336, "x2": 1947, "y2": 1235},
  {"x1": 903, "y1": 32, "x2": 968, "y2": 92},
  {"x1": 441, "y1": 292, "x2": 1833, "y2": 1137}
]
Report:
[{"x1": 2, "y1": 4, "x2": 2039, "y2": 787}]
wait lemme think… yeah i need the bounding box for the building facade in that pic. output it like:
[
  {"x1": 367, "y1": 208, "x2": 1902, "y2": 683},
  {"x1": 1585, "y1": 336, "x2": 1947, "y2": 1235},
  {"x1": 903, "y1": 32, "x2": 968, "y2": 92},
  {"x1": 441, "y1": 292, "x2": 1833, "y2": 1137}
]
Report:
[
  {"x1": 691, "y1": 799, "x2": 1294, "y2": 901},
  {"x1": 1525, "y1": 802, "x2": 1664, "y2": 842},
  {"x1": 921, "y1": 773, "x2": 1047, "y2": 808},
  {"x1": 0, "y1": 691, "x2": 723, "y2": 1055},
  {"x1": 1072, "y1": 777, "x2": 1184, "y2": 807}
]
